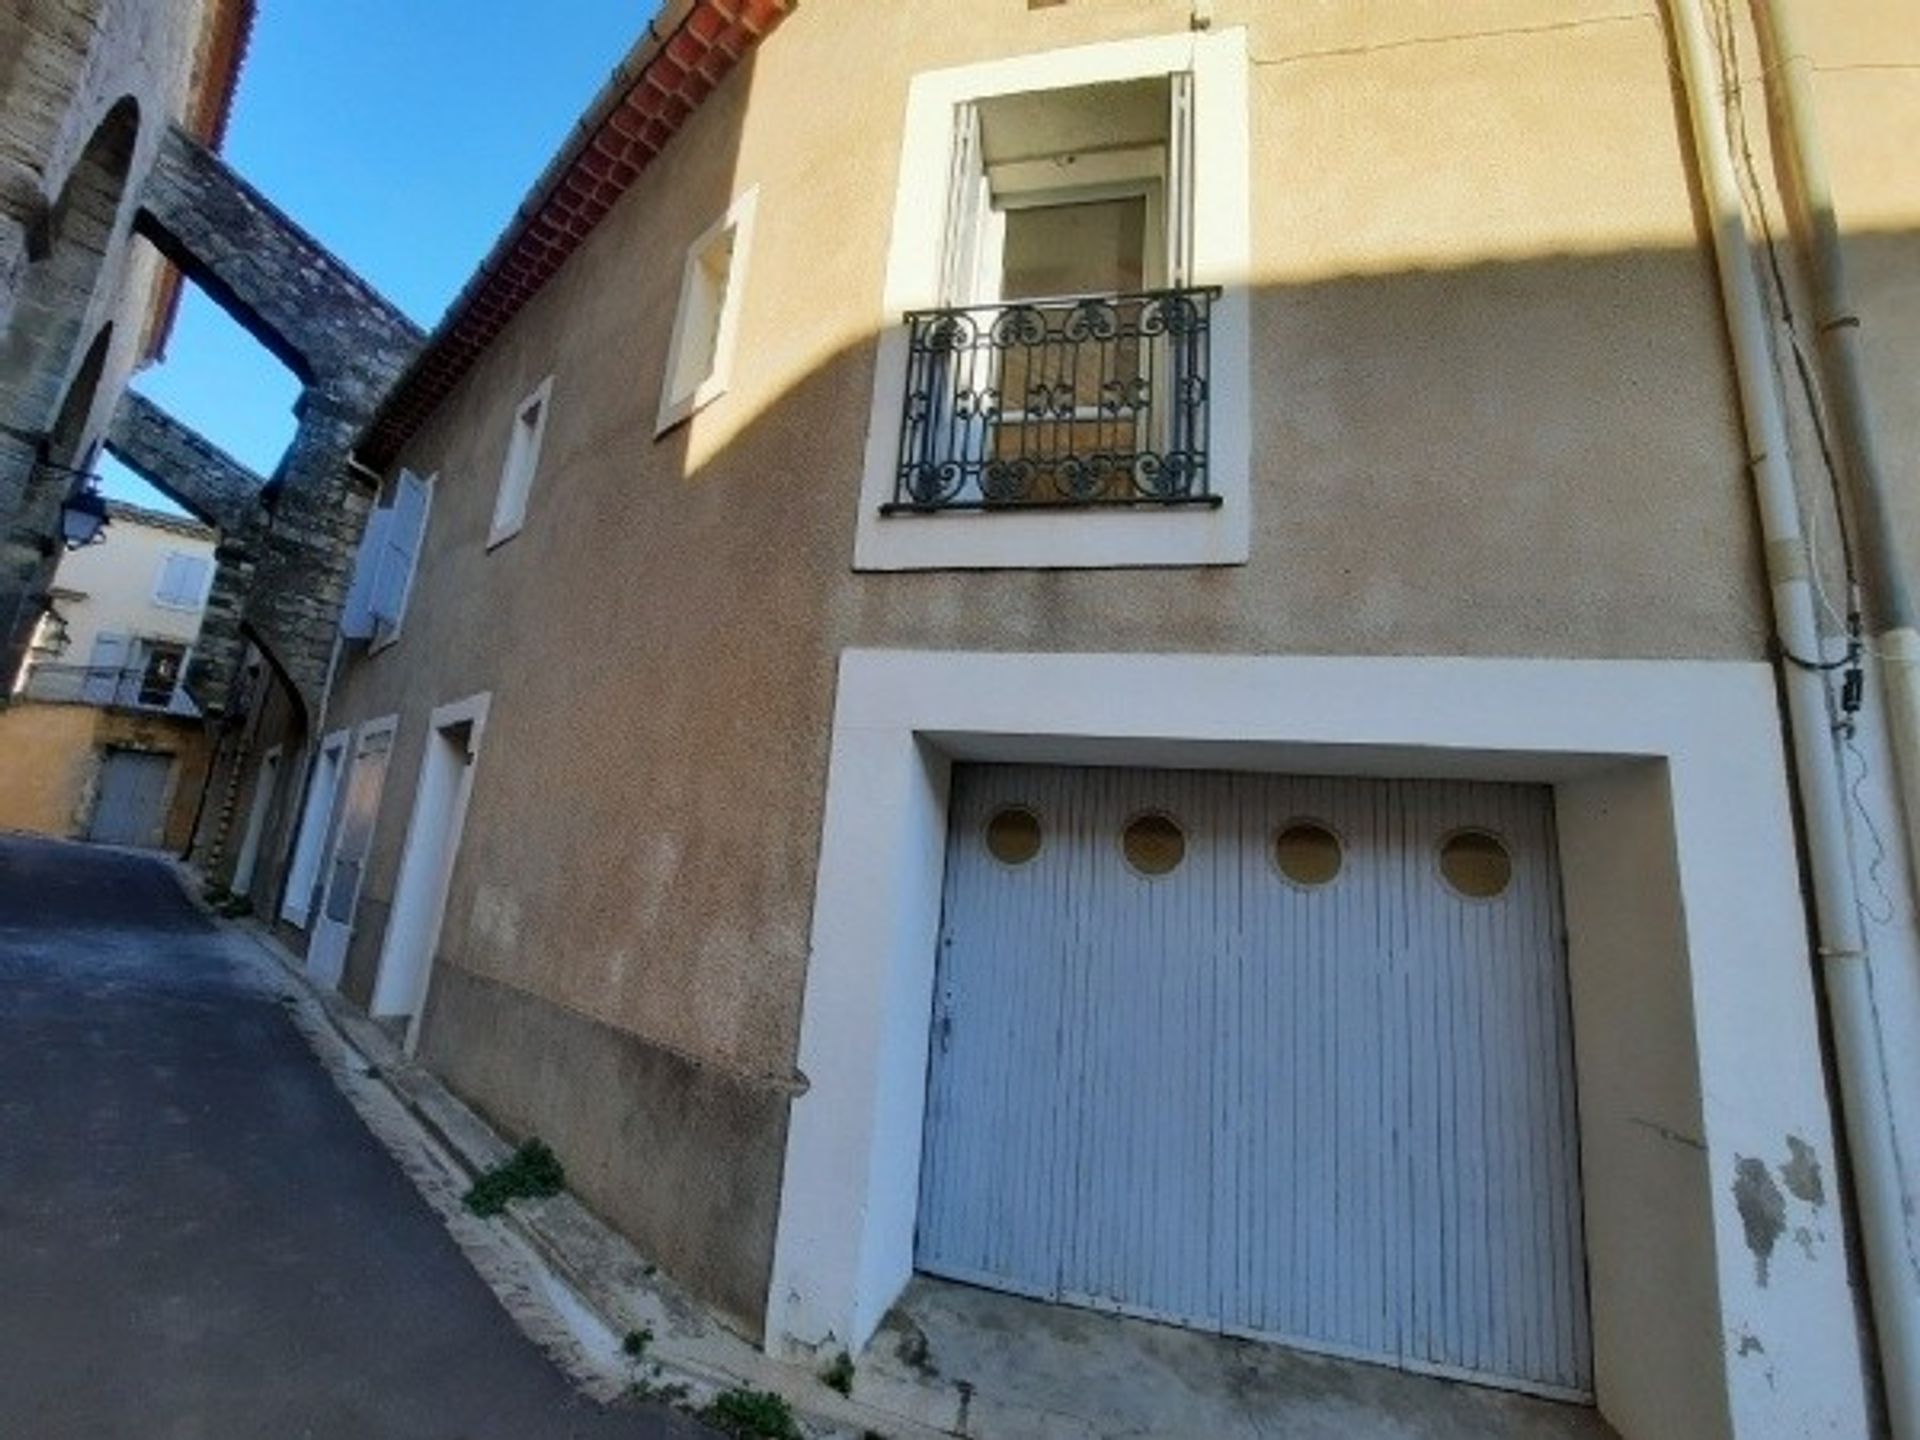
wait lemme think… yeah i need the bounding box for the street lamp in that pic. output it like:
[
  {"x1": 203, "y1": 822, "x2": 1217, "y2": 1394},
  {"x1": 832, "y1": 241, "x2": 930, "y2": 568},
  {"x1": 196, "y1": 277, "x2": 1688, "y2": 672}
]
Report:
[{"x1": 58, "y1": 480, "x2": 109, "y2": 550}]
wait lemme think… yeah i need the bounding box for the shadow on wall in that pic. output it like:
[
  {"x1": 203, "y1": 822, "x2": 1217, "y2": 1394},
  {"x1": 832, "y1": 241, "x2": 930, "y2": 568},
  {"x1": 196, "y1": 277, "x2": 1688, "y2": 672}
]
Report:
[{"x1": 340, "y1": 225, "x2": 1914, "y2": 1346}]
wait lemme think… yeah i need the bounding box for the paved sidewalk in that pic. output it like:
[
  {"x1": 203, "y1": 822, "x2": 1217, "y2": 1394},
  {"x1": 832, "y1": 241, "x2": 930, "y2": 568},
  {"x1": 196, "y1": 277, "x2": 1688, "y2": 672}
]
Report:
[{"x1": 0, "y1": 833, "x2": 710, "y2": 1440}]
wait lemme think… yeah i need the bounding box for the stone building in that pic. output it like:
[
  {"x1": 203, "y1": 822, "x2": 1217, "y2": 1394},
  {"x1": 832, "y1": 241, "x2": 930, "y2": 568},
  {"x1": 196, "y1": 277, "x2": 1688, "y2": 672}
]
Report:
[
  {"x1": 224, "y1": 1, "x2": 1920, "y2": 1435},
  {"x1": 1, "y1": 0, "x2": 423, "y2": 891},
  {"x1": 0, "y1": 0, "x2": 250, "y2": 684}
]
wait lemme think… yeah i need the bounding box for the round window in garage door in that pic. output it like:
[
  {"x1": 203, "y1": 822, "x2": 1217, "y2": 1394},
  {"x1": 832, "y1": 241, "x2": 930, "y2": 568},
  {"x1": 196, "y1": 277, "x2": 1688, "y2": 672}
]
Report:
[
  {"x1": 1439, "y1": 828, "x2": 1514, "y2": 898},
  {"x1": 1122, "y1": 812, "x2": 1186, "y2": 876},
  {"x1": 985, "y1": 806, "x2": 1043, "y2": 866},
  {"x1": 1274, "y1": 820, "x2": 1343, "y2": 888}
]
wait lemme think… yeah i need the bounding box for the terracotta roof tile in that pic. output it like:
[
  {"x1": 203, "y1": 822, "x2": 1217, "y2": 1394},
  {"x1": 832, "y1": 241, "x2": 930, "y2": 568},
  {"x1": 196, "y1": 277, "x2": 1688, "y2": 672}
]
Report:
[{"x1": 359, "y1": 0, "x2": 793, "y2": 467}]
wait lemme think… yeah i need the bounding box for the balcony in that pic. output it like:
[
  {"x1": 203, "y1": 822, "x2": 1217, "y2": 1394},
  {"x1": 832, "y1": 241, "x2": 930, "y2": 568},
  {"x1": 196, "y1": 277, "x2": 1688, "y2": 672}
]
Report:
[
  {"x1": 886, "y1": 286, "x2": 1221, "y2": 515},
  {"x1": 17, "y1": 662, "x2": 200, "y2": 716}
]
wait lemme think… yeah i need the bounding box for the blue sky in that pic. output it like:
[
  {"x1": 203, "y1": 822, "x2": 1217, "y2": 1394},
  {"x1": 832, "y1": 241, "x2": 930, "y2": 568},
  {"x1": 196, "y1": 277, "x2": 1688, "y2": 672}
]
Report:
[{"x1": 102, "y1": 1, "x2": 647, "y2": 513}]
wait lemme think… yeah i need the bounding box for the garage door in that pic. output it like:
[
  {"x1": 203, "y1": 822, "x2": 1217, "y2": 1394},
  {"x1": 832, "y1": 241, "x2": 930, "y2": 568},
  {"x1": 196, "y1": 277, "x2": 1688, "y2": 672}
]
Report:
[
  {"x1": 86, "y1": 749, "x2": 174, "y2": 848},
  {"x1": 917, "y1": 765, "x2": 1591, "y2": 1398}
]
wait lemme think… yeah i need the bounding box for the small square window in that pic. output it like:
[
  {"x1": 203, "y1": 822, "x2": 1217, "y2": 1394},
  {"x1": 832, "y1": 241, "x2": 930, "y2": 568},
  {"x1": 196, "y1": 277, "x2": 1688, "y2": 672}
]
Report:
[
  {"x1": 488, "y1": 376, "x2": 553, "y2": 549},
  {"x1": 656, "y1": 187, "x2": 758, "y2": 435}
]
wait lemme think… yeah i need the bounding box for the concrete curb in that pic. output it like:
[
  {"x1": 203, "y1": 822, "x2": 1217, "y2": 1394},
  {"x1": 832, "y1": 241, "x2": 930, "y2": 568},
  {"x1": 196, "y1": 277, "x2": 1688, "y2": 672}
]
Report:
[{"x1": 163, "y1": 859, "x2": 954, "y2": 1440}]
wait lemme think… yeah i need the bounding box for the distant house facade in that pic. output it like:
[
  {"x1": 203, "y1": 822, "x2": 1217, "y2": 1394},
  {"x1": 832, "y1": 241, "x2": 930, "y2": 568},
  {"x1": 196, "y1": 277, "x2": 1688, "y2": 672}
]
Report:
[
  {"x1": 233, "y1": 2, "x2": 1919, "y2": 1436},
  {"x1": 1, "y1": 498, "x2": 216, "y2": 846}
]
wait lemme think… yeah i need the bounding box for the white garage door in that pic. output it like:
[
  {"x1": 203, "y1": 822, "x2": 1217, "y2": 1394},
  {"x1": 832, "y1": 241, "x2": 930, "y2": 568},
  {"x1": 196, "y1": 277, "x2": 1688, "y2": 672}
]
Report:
[{"x1": 917, "y1": 765, "x2": 1591, "y2": 1398}]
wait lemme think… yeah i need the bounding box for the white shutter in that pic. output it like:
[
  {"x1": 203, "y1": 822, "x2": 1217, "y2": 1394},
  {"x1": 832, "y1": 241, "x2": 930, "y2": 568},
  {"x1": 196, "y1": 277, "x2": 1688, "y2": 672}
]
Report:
[
  {"x1": 939, "y1": 102, "x2": 990, "y2": 307},
  {"x1": 1166, "y1": 71, "x2": 1196, "y2": 289},
  {"x1": 369, "y1": 469, "x2": 430, "y2": 641},
  {"x1": 83, "y1": 632, "x2": 128, "y2": 705},
  {"x1": 339, "y1": 505, "x2": 392, "y2": 640},
  {"x1": 155, "y1": 552, "x2": 210, "y2": 609}
]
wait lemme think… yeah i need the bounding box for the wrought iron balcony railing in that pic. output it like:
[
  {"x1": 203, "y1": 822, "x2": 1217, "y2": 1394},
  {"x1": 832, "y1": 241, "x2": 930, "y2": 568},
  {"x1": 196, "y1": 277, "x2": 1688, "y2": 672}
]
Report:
[
  {"x1": 16, "y1": 662, "x2": 198, "y2": 715},
  {"x1": 886, "y1": 286, "x2": 1222, "y2": 514}
]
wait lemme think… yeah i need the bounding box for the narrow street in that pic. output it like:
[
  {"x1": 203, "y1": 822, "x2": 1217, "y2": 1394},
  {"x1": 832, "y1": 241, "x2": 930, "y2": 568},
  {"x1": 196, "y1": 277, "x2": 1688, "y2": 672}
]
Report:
[{"x1": 0, "y1": 833, "x2": 709, "y2": 1440}]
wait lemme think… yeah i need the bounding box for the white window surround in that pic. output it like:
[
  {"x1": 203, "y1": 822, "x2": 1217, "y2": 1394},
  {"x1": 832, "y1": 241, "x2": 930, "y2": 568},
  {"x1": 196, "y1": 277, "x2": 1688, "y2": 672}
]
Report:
[
  {"x1": 281, "y1": 726, "x2": 350, "y2": 929},
  {"x1": 371, "y1": 689, "x2": 491, "y2": 1056},
  {"x1": 764, "y1": 649, "x2": 1868, "y2": 1438},
  {"x1": 488, "y1": 377, "x2": 554, "y2": 549},
  {"x1": 370, "y1": 471, "x2": 435, "y2": 654},
  {"x1": 656, "y1": 186, "x2": 759, "y2": 436},
  {"x1": 855, "y1": 29, "x2": 1252, "y2": 571}
]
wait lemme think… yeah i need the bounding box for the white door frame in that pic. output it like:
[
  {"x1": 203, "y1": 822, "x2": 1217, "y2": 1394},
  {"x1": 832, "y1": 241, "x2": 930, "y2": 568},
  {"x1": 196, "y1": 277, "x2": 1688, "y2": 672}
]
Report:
[
  {"x1": 764, "y1": 649, "x2": 1868, "y2": 1440},
  {"x1": 369, "y1": 691, "x2": 489, "y2": 1054},
  {"x1": 281, "y1": 728, "x2": 350, "y2": 928},
  {"x1": 309, "y1": 714, "x2": 398, "y2": 991},
  {"x1": 230, "y1": 745, "x2": 282, "y2": 895}
]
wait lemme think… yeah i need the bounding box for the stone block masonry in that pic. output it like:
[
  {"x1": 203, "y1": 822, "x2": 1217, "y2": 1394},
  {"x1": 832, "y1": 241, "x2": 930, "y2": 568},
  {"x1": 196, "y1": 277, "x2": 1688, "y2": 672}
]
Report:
[{"x1": 119, "y1": 123, "x2": 422, "y2": 722}]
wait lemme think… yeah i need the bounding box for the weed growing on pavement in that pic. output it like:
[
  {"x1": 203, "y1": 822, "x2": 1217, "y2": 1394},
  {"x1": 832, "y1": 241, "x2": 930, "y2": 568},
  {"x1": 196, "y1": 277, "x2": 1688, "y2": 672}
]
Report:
[
  {"x1": 462, "y1": 1138, "x2": 564, "y2": 1216},
  {"x1": 628, "y1": 1374, "x2": 691, "y2": 1407},
  {"x1": 701, "y1": 1386, "x2": 801, "y2": 1439},
  {"x1": 821, "y1": 1350, "x2": 854, "y2": 1396}
]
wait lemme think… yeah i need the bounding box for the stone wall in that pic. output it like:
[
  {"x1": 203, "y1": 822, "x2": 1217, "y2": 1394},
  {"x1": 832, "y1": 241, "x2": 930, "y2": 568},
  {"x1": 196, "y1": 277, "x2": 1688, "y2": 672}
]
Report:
[
  {"x1": 0, "y1": 0, "x2": 221, "y2": 683},
  {"x1": 127, "y1": 124, "x2": 420, "y2": 721}
]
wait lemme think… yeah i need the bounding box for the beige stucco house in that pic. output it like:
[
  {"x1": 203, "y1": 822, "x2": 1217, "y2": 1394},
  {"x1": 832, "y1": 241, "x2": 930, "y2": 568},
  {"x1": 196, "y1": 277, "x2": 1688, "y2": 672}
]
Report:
[
  {"x1": 1, "y1": 498, "x2": 216, "y2": 847},
  {"x1": 230, "y1": 2, "x2": 1920, "y2": 1434}
]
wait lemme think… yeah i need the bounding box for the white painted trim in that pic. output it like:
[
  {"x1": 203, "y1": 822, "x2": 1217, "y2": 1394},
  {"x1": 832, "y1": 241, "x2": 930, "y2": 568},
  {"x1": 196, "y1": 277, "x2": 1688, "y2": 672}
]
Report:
[
  {"x1": 369, "y1": 691, "x2": 490, "y2": 1056},
  {"x1": 765, "y1": 650, "x2": 1868, "y2": 1438},
  {"x1": 656, "y1": 185, "x2": 760, "y2": 436},
  {"x1": 369, "y1": 472, "x2": 435, "y2": 654},
  {"x1": 308, "y1": 712, "x2": 399, "y2": 991},
  {"x1": 281, "y1": 727, "x2": 350, "y2": 928},
  {"x1": 488, "y1": 379, "x2": 554, "y2": 550},
  {"x1": 230, "y1": 744, "x2": 282, "y2": 895},
  {"x1": 853, "y1": 29, "x2": 1252, "y2": 571}
]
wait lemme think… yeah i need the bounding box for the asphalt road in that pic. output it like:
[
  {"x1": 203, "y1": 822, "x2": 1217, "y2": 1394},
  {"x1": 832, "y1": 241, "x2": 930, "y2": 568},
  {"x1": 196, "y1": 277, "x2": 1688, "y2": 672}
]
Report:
[{"x1": 0, "y1": 833, "x2": 711, "y2": 1440}]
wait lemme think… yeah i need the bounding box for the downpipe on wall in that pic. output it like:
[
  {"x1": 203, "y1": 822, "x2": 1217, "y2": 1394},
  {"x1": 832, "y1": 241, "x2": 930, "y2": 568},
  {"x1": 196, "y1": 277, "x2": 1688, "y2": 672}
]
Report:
[
  {"x1": 1668, "y1": 2, "x2": 1920, "y2": 1432},
  {"x1": 1750, "y1": 0, "x2": 1920, "y2": 944}
]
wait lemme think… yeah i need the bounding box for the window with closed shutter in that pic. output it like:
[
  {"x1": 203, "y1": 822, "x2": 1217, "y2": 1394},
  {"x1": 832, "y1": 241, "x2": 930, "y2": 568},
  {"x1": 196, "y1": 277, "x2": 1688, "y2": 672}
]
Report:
[{"x1": 153, "y1": 552, "x2": 211, "y2": 610}]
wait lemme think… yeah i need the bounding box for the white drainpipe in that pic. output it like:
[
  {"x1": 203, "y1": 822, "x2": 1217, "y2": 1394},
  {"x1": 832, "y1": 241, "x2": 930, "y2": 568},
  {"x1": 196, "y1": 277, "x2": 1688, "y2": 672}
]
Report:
[
  {"x1": 1751, "y1": 0, "x2": 1920, "y2": 916},
  {"x1": 1668, "y1": 3, "x2": 1920, "y2": 1432}
]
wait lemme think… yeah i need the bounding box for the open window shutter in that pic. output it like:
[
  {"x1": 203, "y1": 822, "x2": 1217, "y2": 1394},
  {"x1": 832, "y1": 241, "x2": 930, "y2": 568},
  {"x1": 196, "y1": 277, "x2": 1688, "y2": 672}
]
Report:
[
  {"x1": 939, "y1": 102, "x2": 988, "y2": 306},
  {"x1": 339, "y1": 505, "x2": 391, "y2": 640},
  {"x1": 1166, "y1": 71, "x2": 1196, "y2": 289},
  {"x1": 369, "y1": 469, "x2": 429, "y2": 638},
  {"x1": 82, "y1": 632, "x2": 128, "y2": 704}
]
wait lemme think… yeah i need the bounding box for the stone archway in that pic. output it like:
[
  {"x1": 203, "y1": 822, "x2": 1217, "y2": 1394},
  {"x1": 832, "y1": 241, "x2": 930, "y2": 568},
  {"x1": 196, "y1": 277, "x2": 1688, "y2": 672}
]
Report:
[
  {"x1": 0, "y1": 96, "x2": 141, "y2": 448},
  {"x1": 0, "y1": 98, "x2": 141, "y2": 678}
]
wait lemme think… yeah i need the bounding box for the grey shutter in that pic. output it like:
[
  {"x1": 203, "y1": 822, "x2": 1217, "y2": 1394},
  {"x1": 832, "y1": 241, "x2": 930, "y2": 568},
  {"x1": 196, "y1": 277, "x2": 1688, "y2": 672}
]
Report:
[
  {"x1": 370, "y1": 469, "x2": 429, "y2": 639},
  {"x1": 1166, "y1": 71, "x2": 1195, "y2": 289},
  {"x1": 339, "y1": 505, "x2": 391, "y2": 640},
  {"x1": 82, "y1": 632, "x2": 128, "y2": 704},
  {"x1": 939, "y1": 102, "x2": 987, "y2": 307}
]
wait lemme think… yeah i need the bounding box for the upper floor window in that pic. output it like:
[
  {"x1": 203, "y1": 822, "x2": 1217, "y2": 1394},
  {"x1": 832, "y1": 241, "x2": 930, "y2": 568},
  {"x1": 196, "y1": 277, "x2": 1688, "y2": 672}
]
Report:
[
  {"x1": 341, "y1": 469, "x2": 434, "y2": 648},
  {"x1": 890, "y1": 76, "x2": 1220, "y2": 518},
  {"x1": 153, "y1": 551, "x2": 212, "y2": 610},
  {"x1": 855, "y1": 30, "x2": 1252, "y2": 572},
  {"x1": 489, "y1": 378, "x2": 553, "y2": 548},
  {"x1": 657, "y1": 188, "x2": 758, "y2": 435}
]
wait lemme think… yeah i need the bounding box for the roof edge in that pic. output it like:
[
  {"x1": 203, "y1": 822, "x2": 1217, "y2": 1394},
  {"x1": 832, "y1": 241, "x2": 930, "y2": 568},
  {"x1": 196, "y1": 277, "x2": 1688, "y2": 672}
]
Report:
[{"x1": 358, "y1": 0, "x2": 795, "y2": 469}]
